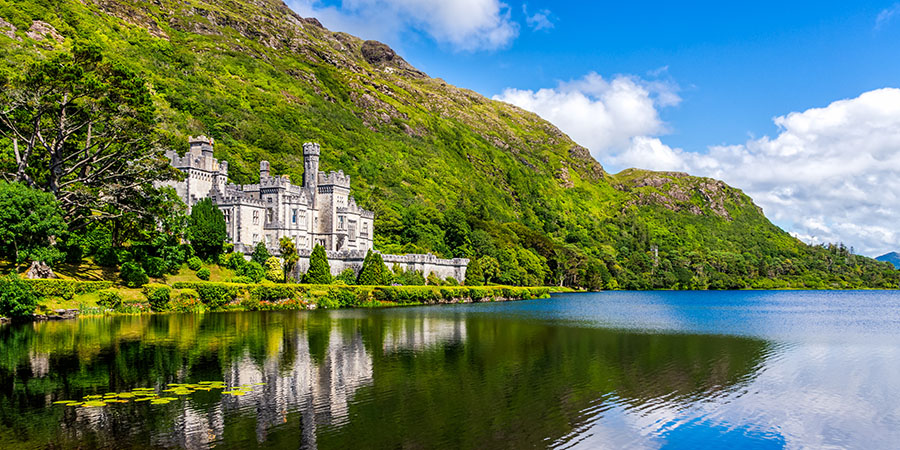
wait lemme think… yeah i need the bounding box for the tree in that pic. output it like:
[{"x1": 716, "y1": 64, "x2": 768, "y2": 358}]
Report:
[
  {"x1": 0, "y1": 274, "x2": 39, "y2": 318},
  {"x1": 279, "y1": 236, "x2": 299, "y2": 283},
  {"x1": 264, "y1": 256, "x2": 282, "y2": 282},
  {"x1": 426, "y1": 271, "x2": 442, "y2": 286},
  {"x1": 251, "y1": 241, "x2": 270, "y2": 266},
  {"x1": 465, "y1": 258, "x2": 485, "y2": 286},
  {"x1": 0, "y1": 182, "x2": 67, "y2": 264},
  {"x1": 356, "y1": 250, "x2": 386, "y2": 285},
  {"x1": 303, "y1": 244, "x2": 331, "y2": 284},
  {"x1": 479, "y1": 255, "x2": 500, "y2": 284},
  {"x1": 189, "y1": 198, "x2": 226, "y2": 260},
  {"x1": 0, "y1": 43, "x2": 179, "y2": 226}
]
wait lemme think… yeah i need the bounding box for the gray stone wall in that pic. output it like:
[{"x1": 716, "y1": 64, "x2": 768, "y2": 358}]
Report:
[{"x1": 292, "y1": 250, "x2": 468, "y2": 283}]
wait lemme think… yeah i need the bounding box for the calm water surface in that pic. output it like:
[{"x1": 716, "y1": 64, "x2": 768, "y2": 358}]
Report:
[{"x1": 1, "y1": 290, "x2": 899, "y2": 449}]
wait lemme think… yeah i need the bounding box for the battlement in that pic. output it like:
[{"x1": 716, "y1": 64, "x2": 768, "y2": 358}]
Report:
[
  {"x1": 303, "y1": 142, "x2": 321, "y2": 156},
  {"x1": 318, "y1": 170, "x2": 351, "y2": 188},
  {"x1": 188, "y1": 135, "x2": 215, "y2": 157},
  {"x1": 260, "y1": 174, "x2": 295, "y2": 188}
]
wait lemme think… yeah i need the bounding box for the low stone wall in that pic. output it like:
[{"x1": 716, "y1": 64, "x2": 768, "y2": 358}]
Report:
[{"x1": 292, "y1": 250, "x2": 468, "y2": 281}]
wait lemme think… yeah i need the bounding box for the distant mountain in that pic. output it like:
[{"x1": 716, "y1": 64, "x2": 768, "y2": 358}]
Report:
[
  {"x1": 0, "y1": 0, "x2": 898, "y2": 289},
  {"x1": 876, "y1": 252, "x2": 900, "y2": 269}
]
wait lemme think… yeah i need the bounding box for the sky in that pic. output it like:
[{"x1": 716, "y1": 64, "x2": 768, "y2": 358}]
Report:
[{"x1": 286, "y1": 0, "x2": 900, "y2": 257}]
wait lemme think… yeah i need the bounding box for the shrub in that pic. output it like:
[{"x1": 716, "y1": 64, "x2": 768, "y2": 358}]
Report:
[
  {"x1": 172, "y1": 281, "x2": 241, "y2": 309},
  {"x1": 228, "y1": 276, "x2": 253, "y2": 284},
  {"x1": 325, "y1": 287, "x2": 360, "y2": 308},
  {"x1": 167, "y1": 289, "x2": 204, "y2": 313},
  {"x1": 264, "y1": 256, "x2": 282, "y2": 282},
  {"x1": 239, "y1": 261, "x2": 265, "y2": 283},
  {"x1": 120, "y1": 262, "x2": 149, "y2": 288},
  {"x1": 23, "y1": 280, "x2": 113, "y2": 300},
  {"x1": 252, "y1": 284, "x2": 300, "y2": 302},
  {"x1": 251, "y1": 241, "x2": 270, "y2": 266},
  {"x1": 187, "y1": 256, "x2": 203, "y2": 271},
  {"x1": 143, "y1": 256, "x2": 167, "y2": 278},
  {"x1": 95, "y1": 246, "x2": 119, "y2": 267},
  {"x1": 196, "y1": 267, "x2": 211, "y2": 281},
  {"x1": 142, "y1": 283, "x2": 172, "y2": 311},
  {"x1": 222, "y1": 252, "x2": 247, "y2": 270},
  {"x1": 465, "y1": 258, "x2": 484, "y2": 286},
  {"x1": 336, "y1": 268, "x2": 357, "y2": 285},
  {"x1": 426, "y1": 272, "x2": 442, "y2": 286},
  {"x1": 97, "y1": 289, "x2": 123, "y2": 310},
  {"x1": 0, "y1": 274, "x2": 39, "y2": 318},
  {"x1": 445, "y1": 277, "x2": 459, "y2": 286}
]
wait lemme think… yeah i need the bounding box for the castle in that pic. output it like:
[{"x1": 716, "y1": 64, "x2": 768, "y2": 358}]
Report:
[{"x1": 164, "y1": 136, "x2": 467, "y2": 281}]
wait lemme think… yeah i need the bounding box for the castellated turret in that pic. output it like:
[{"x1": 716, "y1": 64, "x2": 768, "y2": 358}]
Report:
[
  {"x1": 260, "y1": 160, "x2": 270, "y2": 178},
  {"x1": 189, "y1": 135, "x2": 214, "y2": 157},
  {"x1": 303, "y1": 142, "x2": 320, "y2": 190}
]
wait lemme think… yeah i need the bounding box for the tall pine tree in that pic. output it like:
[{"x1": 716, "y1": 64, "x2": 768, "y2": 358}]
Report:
[
  {"x1": 356, "y1": 250, "x2": 386, "y2": 285},
  {"x1": 303, "y1": 244, "x2": 332, "y2": 284},
  {"x1": 189, "y1": 198, "x2": 226, "y2": 260}
]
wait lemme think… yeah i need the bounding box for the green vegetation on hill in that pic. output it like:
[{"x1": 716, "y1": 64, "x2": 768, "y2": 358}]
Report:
[{"x1": 0, "y1": 0, "x2": 897, "y2": 289}]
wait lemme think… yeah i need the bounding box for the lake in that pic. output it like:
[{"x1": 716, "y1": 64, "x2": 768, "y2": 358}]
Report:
[{"x1": 1, "y1": 290, "x2": 899, "y2": 449}]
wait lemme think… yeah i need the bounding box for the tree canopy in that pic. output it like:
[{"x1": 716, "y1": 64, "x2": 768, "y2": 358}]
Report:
[
  {"x1": 0, "y1": 181, "x2": 67, "y2": 264},
  {"x1": 189, "y1": 198, "x2": 226, "y2": 260},
  {"x1": 356, "y1": 250, "x2": 386, "y2": 285}
]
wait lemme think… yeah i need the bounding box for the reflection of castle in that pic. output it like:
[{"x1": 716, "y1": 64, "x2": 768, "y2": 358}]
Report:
[
  {"x1": 164, "y1": 136, "x2": 468, "y2": 280},
  {"x1": 165, "y1": 136, "x2": 374, "y2": 255}
]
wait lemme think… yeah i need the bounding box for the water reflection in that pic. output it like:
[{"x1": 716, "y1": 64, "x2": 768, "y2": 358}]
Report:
[{"x1": 0, "y1": 307, "x2": 778, "y2": 449}]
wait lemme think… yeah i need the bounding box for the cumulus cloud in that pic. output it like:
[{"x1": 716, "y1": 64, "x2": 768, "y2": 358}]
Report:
[
  {"x1": 288, "y1": 0, "x2": 519, "y2": 51},
  {"x1": 620, "y1": 89, "x2": 900, "y2": 256},
  {"x1": 493, "y1": 72, "x2": 680, "y2": 161}
]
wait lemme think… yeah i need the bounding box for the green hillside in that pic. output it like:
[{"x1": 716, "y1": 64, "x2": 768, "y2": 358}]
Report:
[{"x1": 1, "y1": 0, "x2": 897, "y2": 289}]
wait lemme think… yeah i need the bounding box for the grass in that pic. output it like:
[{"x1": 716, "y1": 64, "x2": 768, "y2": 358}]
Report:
[{"x1": 163, "y1": 263, "x2": 235, "y2": 284}]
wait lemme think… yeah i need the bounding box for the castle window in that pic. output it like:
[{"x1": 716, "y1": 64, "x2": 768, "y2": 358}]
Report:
[
  {"x1": 223, "y1": 209, "x2": 231, "y2": 224},
  {"x1": 339, "y1": 215, "x2": 345, "y2": 230},
  {"x1": 266, "y1": 208, "x2": 273, "y2": 223},
  {"x1": 362, "y1": 222, "x2": 368, "y2": 236},
  {"x1": 253, "y1": 233, "x2": 259, "y2": 243},
  {"x1": 292, "y1": 208, "x2": 297, "y2": 224},
  {"x1": 253, "y1": 211, "x2": 259, "y2": 225}
]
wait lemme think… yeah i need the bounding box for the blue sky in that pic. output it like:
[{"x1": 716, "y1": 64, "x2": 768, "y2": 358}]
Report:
[{"x1": 288, "y1": 0, "x2": 900, "y2": 256}]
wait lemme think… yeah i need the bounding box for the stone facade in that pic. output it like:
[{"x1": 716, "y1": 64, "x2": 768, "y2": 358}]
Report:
[
  {"x1": 164, "y1": 136, "x2": 374, "y2": 255},
  {"x1": 163, "y1": 136, "x2": 467, "y2": 281}
]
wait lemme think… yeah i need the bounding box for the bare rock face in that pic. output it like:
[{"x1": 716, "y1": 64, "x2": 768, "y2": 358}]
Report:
[
  {"x1": 0, "y1": 17, "x2": 17, "y2": 40},
  {"x1": 26, "y1": 20, "x2": 63, "y2": 42},
  {"x1": 25, "y1": 261, "x2": 58, "y2": 280},
  {"x1": 360, "y1": 40, "x2": 426, "y2": 78}
]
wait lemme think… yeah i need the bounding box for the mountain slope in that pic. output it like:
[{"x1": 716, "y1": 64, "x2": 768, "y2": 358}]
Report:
[
  {"x1": 0, "y1": 0, "x2": 897, "y2": 288},
  {"x1": 876, "y1": 252, "x2": 900, "y2": 269}
]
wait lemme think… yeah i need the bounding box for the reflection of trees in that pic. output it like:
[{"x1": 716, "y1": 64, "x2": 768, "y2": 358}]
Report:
[{"x1": 0, "y1": 312, "x2": 770, "y2": 449}]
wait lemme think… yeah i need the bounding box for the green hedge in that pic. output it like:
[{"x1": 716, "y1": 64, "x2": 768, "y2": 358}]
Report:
[
  {"x1": 171, "y1": 281, "x2": 549, "y2": 309},
  {"x1": 24, "y1": 279, "x2": 114, "y2": 300}
]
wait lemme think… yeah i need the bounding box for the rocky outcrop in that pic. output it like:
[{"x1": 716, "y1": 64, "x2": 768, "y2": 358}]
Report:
[
  {"x1": 25, "y1": 261, "x2": 58, "y2": 279},
  {"x1": 26, "y1": 20, "x2": 63, "y2": 43}
]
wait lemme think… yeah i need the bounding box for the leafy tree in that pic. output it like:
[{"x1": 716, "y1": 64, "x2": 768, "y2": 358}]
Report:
[
  {"x1": 264, "y1": 256, "x2": 282, "y2": 283},
  {"x1": 0, "y1": 182, "x2": 67, "y2": 264},
  {"x1": 465, "y1": 258, "x2": 485, "y2": 286},
  {"x1": 189, "y1": 198, "x2": 226, "y2": 260},
  {"x1": 357, "y1": 250, "x2": 386, "y2": 285},
  {"x1": 479, "y1": 256, "x2": 500, "y2": 284},
  {"x1": 120, "y1": 261, "x2": 149, "y2": 288},
  {"x1": 279, "y1": 236, "x2": 299, "y2": 283},
  {"x1": 251, "y1": 241, "x2": 270, "y2": 266},
  {"x1": 303, "y1": 244, "x2": 331, "y2": 284},
  {"x1": 0, "y1": 43, "x2": 178, "y2": 225},
  {"x1": 426, "y1": 271, "x2": 442, "y2": 286},
  {"x1": 196, "y1": 267, "x2": 210, "y2": 281},
  {"x1": 0, "y1": 274, "x2": 39, "y2": 318},
  {"x1": 240, "y1": 261, "x2": 266, "y2": 283}
]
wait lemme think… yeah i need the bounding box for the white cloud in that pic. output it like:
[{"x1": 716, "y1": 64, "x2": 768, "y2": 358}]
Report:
[
  {"x1": 493, "y1": 72, "x2": 680, "y2": 161},
  {"x1": 876, "y1": 3, "x2": 900, "y2": 30},
  {"x1": 523, "y1": 5, "x2": 554, "y2": 31},
  {"x1": 631, "y1": 88, "x2": 900, "y2": 256},
  {"x1": 288, "y1": 0, "x2": 519, "y2": 51}
]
